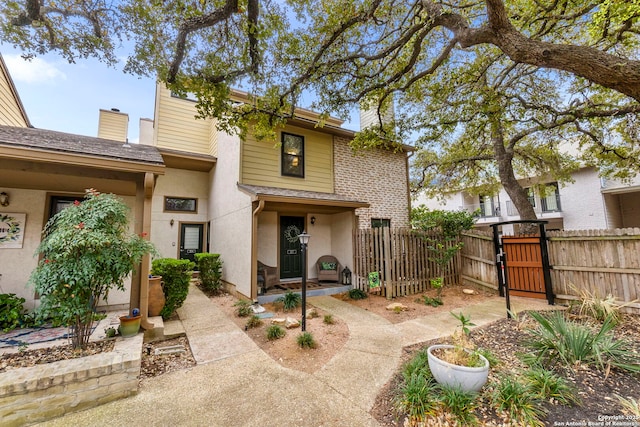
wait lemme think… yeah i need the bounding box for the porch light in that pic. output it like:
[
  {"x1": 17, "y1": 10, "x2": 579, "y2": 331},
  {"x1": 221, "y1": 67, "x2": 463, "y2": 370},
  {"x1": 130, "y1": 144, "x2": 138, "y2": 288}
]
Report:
[
  {"x1": 298, "y1": 231, "x2": 311, "y2": 331},
  {"x1": 0, "y1": 192, "x2": 8, "y2": 207},
  {"x1": 341, "y1": 266, "x2": 352, "y2": 286}
]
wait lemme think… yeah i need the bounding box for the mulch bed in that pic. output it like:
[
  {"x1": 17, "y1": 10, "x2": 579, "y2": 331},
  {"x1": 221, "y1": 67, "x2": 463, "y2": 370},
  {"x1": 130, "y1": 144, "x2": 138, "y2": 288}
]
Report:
[{"x1": 371, "y1": 310, "x2": 640, "y2": 426}]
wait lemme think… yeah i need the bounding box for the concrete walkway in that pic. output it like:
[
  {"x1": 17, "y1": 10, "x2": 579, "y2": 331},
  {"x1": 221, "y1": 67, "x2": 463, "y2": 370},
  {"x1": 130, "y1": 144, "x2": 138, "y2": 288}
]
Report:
[{"x1": 38, "y1": 286, "x2": 553, "y2": 427}]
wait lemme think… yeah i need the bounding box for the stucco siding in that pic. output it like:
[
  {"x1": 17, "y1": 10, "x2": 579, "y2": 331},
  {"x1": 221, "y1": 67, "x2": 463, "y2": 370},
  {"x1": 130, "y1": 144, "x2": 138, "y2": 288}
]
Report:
[
  {"x1": 210, "y1": 132, "x2": 253, "y2": 297},
  {"x1": 151, "y1": 168, "x2": 210, "y2": 259},
  {"x1": 334, "y1": 137, "x2": 410, "y2": 228},
  {"x1": 154, "y1": 86, "x2": 211, "y2": 154},
  {"x1": 241, "y1": 125, "x2": 333, "y2": 193},
  {"x1": 0, "y1": 69, "x2": 28, "y2": 127}
]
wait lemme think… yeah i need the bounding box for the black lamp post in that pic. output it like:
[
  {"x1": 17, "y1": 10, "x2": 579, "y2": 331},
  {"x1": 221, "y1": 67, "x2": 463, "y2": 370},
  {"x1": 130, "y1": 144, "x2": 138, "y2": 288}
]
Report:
[{"x1": 298, "y1": 231, "x2": 311, "y2": 332}]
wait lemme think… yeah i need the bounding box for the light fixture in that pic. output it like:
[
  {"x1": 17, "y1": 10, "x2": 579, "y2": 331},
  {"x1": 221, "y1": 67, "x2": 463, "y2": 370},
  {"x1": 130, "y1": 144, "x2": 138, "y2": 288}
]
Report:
[
  {"x1": 310, "y1": 216, "x2": 316, "y2": 225},
  {"x1": 0, "y1": 192, "x2": 9, "y2": 207},
  {"x1": 170, "y1": 219, "x2": 174, "y2": 227},
  {"x1": 297, "y1": 231, "x2": 311, "y2": 331}
]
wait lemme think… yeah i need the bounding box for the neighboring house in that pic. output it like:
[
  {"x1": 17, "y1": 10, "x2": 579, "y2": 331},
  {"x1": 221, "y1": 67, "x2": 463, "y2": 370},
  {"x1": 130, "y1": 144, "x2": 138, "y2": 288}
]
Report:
[
  {"x1": 415, "y1": 167, "x2": 640, "y2": 233},
  {"x1": 140, "y1": 84, "x2": 413, "y2": 300},
  {"x1": 0, "y1": 55, "x2": 412, "y2": 315}
]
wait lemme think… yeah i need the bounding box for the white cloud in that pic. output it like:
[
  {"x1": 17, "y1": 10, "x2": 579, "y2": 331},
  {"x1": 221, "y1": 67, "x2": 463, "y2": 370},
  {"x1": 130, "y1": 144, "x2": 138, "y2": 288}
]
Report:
[{"x1": 4, "y1": 55, "x2": 66, "y2": 84}]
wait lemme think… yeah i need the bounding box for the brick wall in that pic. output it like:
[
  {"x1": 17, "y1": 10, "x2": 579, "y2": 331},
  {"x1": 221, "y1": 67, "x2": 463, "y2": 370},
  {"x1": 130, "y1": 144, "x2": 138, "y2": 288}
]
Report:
[{"x1": 334, "y1": 137, "x2": 410, "y2": 228}]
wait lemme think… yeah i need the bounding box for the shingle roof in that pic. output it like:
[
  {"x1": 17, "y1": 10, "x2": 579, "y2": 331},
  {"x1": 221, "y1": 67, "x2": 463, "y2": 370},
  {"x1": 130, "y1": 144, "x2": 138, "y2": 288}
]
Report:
[
  {"x1": 0, "y1": 125, "x2": 164, "y2": 165},
  {"x1": 238, "y1": 183, "x2": 369, "y2": 206}
]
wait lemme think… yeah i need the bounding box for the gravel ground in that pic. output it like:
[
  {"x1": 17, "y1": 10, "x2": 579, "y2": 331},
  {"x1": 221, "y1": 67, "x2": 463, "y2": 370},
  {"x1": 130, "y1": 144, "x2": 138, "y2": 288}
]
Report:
[{"x1": 370, "y1": 310, "x2": 640, "y2": 427}]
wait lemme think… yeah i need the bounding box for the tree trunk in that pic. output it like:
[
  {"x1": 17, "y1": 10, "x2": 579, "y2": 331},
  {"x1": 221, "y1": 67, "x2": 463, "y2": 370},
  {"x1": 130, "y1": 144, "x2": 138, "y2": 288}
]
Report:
[{"x1": 490, "y1": 117, "x2": 537, "y2": 222}]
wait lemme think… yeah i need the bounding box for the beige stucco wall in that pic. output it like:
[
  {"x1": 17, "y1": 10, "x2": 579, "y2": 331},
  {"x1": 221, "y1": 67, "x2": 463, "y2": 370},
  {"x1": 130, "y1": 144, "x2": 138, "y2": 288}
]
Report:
[
  {"x1": 151, "y1": 168, "x2": 210, "y2": 259},
  {"x1": 0, "y1": 189, "x2": 134, "y2": 311},
  {"x1": 330, "y1": 211, "x2": 355, "y2": 272},
  {"x1": 257, "y1": 212, "x2": 278, "y2": 267},
  {"x1": 334, "y1": 137, "x2": 410, "y2": 229},
  {"x1": 210, "y1": 132, "x2": 253, "y2": 297}
]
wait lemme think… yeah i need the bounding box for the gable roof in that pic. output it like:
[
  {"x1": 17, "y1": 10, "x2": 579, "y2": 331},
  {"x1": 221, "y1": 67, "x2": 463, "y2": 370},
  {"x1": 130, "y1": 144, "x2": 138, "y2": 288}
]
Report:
[
  {"x1": 0, "y1": 125, "x2": 164, "y2": 173},
  {"x1": 0, "y1": 54, "x2": 31, "y2": 127}
]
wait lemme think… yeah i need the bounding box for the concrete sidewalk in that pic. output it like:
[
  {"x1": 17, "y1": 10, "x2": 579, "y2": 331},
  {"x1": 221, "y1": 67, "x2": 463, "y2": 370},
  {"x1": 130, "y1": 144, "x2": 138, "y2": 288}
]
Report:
[{"x1": 39, "y1": 286, "x2": 553, "y2": 427}]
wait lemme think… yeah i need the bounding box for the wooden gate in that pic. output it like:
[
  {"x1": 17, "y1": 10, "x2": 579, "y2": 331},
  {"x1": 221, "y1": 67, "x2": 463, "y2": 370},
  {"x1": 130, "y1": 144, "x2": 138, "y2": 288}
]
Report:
[{"x1": 502, "y1": 235, "x2": 546, "y2": 299}]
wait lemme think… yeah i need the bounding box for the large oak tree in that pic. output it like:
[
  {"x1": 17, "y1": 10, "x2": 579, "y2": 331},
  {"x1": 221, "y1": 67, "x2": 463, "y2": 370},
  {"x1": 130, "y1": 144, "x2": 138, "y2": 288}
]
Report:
[{"x1": 2, "y1": 0, "x2": 639, "y2": 218}]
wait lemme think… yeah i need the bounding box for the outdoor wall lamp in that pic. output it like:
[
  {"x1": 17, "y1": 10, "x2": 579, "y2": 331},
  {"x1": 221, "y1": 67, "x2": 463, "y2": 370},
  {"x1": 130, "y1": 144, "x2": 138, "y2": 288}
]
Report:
[
  {"x1": 0, "y1": 192, "x2": 9, "y2": 207},
  {"x1": 170, "y1": 219, "x2": 174, "y2": 227},
  {"x1": 310, "y1": 216, "x2": 316, "y2": 225}
]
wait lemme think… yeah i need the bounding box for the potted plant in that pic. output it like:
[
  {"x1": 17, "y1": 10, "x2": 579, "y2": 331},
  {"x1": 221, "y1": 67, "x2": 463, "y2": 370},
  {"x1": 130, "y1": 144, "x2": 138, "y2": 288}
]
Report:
[
  {"x1": 29, "y1": 189, "x2": 157, "y2": 349},
  {"x1": 427, "y1": 312, "x2": 489, "y2": 393},
  {"x1": 119, "y1": 308, "x2": 141, "y2": 337}
]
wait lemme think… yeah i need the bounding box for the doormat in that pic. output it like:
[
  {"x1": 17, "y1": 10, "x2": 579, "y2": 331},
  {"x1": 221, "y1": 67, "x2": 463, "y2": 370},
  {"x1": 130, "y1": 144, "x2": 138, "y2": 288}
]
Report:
[{"x1": 0, "y1": 323, "x2": 97, "y2": 349}]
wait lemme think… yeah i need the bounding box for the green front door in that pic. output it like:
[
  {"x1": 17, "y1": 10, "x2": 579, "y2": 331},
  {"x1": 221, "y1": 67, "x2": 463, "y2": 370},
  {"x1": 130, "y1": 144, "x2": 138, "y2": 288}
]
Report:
[{"x1": 280, "y1": 216, "x2": 305, "y2": 279}]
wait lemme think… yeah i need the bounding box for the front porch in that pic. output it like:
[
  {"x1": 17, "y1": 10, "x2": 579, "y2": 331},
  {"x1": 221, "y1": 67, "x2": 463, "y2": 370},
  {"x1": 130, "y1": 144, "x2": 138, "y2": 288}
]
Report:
[{"x1": 257, "y1": 279, "x2": 351, "y2": 304}]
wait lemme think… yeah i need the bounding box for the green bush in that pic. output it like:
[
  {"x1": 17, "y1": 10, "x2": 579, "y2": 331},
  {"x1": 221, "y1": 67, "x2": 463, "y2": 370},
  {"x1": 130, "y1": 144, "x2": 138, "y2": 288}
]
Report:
[
  {"x1": 266, "y1": 325, "x2": 285, "y2": 340},
  {"x1": 438, "y1": 385, "x2": 479, "y2": 426},
  {"x1": 348, "y1": 288, "x2": 368, "y2": 300},
  {"x1": 394, "y1": 373, "x2": 439, "y2": 422},
  {"x1": 151, "y1": 258, "x2": 194, "y2": 320},
  {"x1": 489, "y1": 375, "x2": 546, "y2": 426},
  {"x1": 0, "y1": 293, "x2": 27, "y2": 332},
  {"x1": 275, "y1": 291, "x2": 301, "y2": 311},
  {"x1": 297, "y1": 331, "x2": 317, "y2": 348},
  {"x1": 234, "y1": 300, "x2": 253, "y2": 317},
  {"x1": 194, "y1": 253, "x2": 223, "y2": 293},
  {"x1": 323, "y1": 314, "x2": 335, "y2": 325},
  {"x1": 246, "y1": 315, "x2": 262, "y2": 329},
  {"x1": 523, "y1": 366, "x2": 579, "y2": 405}
]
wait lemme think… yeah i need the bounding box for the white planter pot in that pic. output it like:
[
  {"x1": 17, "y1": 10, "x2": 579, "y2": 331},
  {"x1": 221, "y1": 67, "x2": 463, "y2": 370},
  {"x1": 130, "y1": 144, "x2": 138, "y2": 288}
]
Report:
[{"x1": 427, "y1": 344, "x2": 489, "y2": 393}]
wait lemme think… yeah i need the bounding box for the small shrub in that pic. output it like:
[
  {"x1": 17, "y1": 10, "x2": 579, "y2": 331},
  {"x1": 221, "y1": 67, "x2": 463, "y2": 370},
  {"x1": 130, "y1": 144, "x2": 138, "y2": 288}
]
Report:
[
  {"x1": 490, "y1": 375, "x2": 546, "y2": 427},
  {"x1": 266, "y1": 324, "x2": 285, "y2": 340},
  {"x1": 0, "y1": 293, "x2": 27, "y2": 332},
  {"x1": 402, "y1": 349, "x2": 432, "y2": 380},
  {"x1": 275, "y1": 291, "x2": 301, "y2": 311},
  {"x1": 151, "y1": 258, "x2": 195, "y2": 320},
  {"x1": 234, "y1": 300, "x2": 253, "y2": 317},
  {"x1": 323, "y1": 314, "x2": 335, "y2": 325},
  {"x1": 348, "y1": 288, "x2": 368, "y2": 300},
  {"x1": 194, "y1": 253, "x2": 223, "y2": 293},
  {"x1": 246, "y1": 315, "x2": 262, "y2": 329},
  {"x1": 297, "y1": 331, "x2": 317, "y2": 348},
  {"x1": 438, "y1": 385, "x2": 479, "y2": 426},
  {"x1": 524, "y1": 366, "x2": 579, "y2": 405},
  {"x1": 394, "y1": 373, "x2": 439, "y2": 422},
  {"x1": 419, "y1": 296, "x2": 443, "y2": 307}
]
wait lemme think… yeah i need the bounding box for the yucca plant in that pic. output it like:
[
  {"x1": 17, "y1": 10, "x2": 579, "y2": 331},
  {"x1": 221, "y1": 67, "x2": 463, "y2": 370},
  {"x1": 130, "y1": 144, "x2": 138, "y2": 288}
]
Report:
[
  {"x1": 524, "y1": 311, "x2": 640, "y2": 373},
  {"x1": 571, "y1": 284, "x2": 636, "y2": 325}
]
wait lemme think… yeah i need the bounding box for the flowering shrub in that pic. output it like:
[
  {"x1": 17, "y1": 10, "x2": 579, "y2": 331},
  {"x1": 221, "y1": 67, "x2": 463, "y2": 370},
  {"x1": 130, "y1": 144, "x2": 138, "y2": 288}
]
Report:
[{"x1": 29, "y1": 189, "x2": 156, "y2": 349}]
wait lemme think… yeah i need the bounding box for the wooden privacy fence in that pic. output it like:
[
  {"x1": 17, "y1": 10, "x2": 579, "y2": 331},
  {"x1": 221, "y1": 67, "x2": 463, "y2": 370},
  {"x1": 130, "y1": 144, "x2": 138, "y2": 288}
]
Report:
[
  {"x1": 352, "y1": 227, "x2": 460, "y2": 298},
  {"x1": 459, "y1": 228, "x2": 640, "y2": 313}
]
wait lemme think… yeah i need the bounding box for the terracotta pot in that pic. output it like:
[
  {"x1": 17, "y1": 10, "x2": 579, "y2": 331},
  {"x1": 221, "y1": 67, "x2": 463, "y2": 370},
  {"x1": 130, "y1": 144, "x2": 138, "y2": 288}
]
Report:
[
  {"x1": 147, "y1": 275, "x2": 165, "y2": 317},
  {"x1": 118, "y1": 315, "x2": 141, "y2": 338}
]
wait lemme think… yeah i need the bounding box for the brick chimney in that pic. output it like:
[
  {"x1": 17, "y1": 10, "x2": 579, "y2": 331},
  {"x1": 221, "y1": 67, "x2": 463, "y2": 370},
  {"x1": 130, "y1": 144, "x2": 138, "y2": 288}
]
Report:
[{"x1": 98, "y1": 108, "x2": 129, "y2": 142}]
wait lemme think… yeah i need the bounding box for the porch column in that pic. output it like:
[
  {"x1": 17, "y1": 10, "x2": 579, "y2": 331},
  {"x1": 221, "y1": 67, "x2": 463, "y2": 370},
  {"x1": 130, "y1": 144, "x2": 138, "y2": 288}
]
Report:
[
  {"x1": 132, "y1": 172, "x2": 155, "y2": 330},
  {"x1": 251, "y1": 200, "x2": 265, "y2": 300}
]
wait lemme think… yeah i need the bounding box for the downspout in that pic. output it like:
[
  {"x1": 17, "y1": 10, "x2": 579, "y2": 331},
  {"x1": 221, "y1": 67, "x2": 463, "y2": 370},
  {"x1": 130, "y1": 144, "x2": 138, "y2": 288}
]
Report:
[{"x1": 251, "y1": 199, "x2": 265, "y2": 300}]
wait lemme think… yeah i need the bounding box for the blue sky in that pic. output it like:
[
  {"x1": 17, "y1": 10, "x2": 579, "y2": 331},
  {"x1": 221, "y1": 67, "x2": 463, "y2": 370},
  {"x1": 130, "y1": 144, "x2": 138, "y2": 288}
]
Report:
[
  {"x1": 3, "y1": 44, "x2": 359, "y2": 143},
  {"x1": 3, "y1": 45, "x2": 156, "y2": 143}
]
